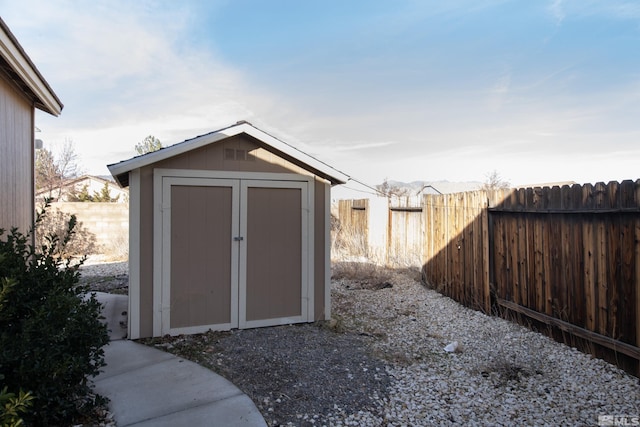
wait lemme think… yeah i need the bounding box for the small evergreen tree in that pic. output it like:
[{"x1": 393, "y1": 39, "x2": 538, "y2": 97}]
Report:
[
  {"x1": 135, "y1": 135, "x2": 162, "y2": 155},
  {"x1": 67, "y1": 184, "x2": 94, "y2": 202},
  {"x1": 92, "y1": 182, "x2": 120, "y2": 202}
]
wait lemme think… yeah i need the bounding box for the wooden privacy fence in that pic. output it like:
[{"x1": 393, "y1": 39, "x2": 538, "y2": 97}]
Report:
[
  {"x1": 485, "y1": 181, "x2": 639, "y2": 376},
  {"x1": 334, "y1": 198, "x2": 369, "y2": 259},
  {"x1": 336, "y1": 180, "x2": 640, "y2": 376},
  {"x1": 335, "y1": 197, "x2": 425, "y2": 265}
]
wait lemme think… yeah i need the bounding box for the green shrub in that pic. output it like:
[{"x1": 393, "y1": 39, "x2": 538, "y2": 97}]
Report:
[
  {"x1": 0, "y1": 207, "x2": 109, "y2": 425},
  {"x1": 0, "y1": 385, "x2": 33, "y2": 427}
]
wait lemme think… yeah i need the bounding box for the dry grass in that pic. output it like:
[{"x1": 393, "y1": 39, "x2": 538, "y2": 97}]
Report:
[
  {"x1": 35, "y1": 208, "x2": 97, "y2": 257},
  {"x1": 331, "y1": 213, "x2": 424, "y2": 269},
  {"x1": 476, "y1": 311, "x2": 544, "y2": 385},
  {"x1": 331, "y1": 261, "x2": 393, "y2": 289},
  {"x1": 331, "y1": 261, "x2": 422, "y2": 290},
  {"x1": 100, "y1": 230, "x2": 128, "y2": 261},
  {"x1": 331, "y1": 222, "x2": 369, "y2": 262}
]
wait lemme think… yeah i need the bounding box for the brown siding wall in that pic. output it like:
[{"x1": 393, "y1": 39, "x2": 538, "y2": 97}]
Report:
[
  {"x1": 154, "y1": 134, "x2": 309, "y2": 176},
  {"x1": 0, "y1": 75, "x2": 34, "y2": 234},
  {"x1": 314, "y1": 178, "x2": 328, "y2": 320}
]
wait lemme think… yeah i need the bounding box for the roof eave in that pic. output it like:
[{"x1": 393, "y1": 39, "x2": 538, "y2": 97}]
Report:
[
  {"x1": 0, "y1": 17, "x2": 63, "y2": 116},
  {"x1": 240, "y1": 125, "x2": 348, "y2": 185},
  {"x1": 108, "y1": 122, "x2": 349, "y2": 187}
]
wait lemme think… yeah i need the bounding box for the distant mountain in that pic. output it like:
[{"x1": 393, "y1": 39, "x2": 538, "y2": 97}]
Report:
[
  {"x1": 331, "y1": 179, "x2": 485, "y2": 201},
  {"x1": 97, "y1": 174, "x2": 117, "y2": 182}
]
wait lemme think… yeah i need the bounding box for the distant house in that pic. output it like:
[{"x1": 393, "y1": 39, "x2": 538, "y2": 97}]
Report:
[
  {"x1": 36, "y1": 175, "x2": 129, "y2": 203},
  {"x1": 0, "y1": 17, "x2": 63, "y2": 233}
]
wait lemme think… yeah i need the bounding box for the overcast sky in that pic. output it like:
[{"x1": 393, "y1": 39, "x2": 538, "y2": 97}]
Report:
[{"x1": 3, "y1": 0, "x2": 640, "y2": 195}]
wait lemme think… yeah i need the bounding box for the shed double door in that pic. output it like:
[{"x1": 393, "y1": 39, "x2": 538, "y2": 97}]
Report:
[{"x1": 161, "y1": 177, "x2": 309, "y2": 335}]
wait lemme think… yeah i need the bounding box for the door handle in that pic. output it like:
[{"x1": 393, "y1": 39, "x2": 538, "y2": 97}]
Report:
[{"x1": 233, "y1": 236, "x2": 244, "y2": 241}]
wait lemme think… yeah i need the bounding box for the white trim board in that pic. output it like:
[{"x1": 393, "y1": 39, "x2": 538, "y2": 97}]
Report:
[
  {"x1": 128, "y1": 169, "x2": 141, "y2": 339},
  {"x1": 154, "y1": 168, "x2": 316, "y2": 183},
  {"x1": 324, "y1": 183, "x2": 331, "y2": 320}
]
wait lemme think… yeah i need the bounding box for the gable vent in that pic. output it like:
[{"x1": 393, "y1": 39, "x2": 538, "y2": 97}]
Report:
[{"x1": 225, "y1": 148, "x2": 255, "y2": 161}]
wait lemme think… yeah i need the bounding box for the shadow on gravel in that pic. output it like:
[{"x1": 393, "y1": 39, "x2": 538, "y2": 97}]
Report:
[
  {"x1": 81, "y1": 274, "x2": 129, "y2": 294},
  {"x1": 142, "y1": 324, "x2": 390, "y2": 426}
]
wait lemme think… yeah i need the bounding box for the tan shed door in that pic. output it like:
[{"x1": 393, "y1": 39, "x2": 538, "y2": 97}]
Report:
[
  {"x1": 169, "y1": 185, "x2": 235, "y2": 329},
  {"x1": 161, "y1": 176, "x2": 309, "y2": 335},
  {"x1": 239, "y1": 180, "x2": 309, "y2": 329},
  {"x1": 162, "y1": 178, "x2": 240, "y2": 335}
]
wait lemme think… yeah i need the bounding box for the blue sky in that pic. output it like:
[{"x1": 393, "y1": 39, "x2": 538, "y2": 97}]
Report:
[{"x1": 2, "y1": 0, "x2": 639, "y2": 195}]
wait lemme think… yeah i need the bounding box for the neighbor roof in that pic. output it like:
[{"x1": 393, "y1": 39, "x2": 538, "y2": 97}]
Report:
[
  {"x1": 35, "y1": 174, "x2": 120, "y2": 196},
  {"x1": 0, "y1": 17, "x2": 63, "y2": 116},
  {"x1": 108, "y1": 121, "x2": 349, "y2": 187},
  {"x1": 35, "y1": 175, "x2": 128, "y2": 202}
]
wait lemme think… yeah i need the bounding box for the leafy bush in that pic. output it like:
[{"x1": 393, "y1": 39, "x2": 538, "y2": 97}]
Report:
[
  {"x1": 0, "y1": 207, "x2": 109, "y2": 425},
  {"x1": 0, "y1": 385, "x2": 33, "y2": 427},
  {"x1": 34, "y1": 207, "x2": 97, "y2": 257}
]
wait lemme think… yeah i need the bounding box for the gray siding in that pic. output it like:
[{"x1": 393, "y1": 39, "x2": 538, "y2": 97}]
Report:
[{"x1": 0, "y1": 74, "x2": 34, "y2": 234}]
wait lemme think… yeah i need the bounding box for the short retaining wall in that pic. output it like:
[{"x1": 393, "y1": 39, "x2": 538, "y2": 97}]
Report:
[{"x1": 49, "y1": 202, "x2": 129, "y2": 256}]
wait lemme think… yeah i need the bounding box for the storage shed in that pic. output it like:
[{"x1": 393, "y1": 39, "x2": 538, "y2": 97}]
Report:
[{"x1": 108, "y1": 121, "x2": 348, "y2": 339}]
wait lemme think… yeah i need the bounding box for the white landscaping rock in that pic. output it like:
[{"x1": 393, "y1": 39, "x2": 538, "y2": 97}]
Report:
[{"x1": 331, "y1": 275, "x2": 640, "y2": 426}]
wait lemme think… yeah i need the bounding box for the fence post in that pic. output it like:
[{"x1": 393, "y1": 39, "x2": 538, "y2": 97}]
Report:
[
  {"x1": 482, "y1": 191, "x2": 491, "y2": 313},
  {"x1": 636, "y1": 179, "x2": 640, "y2": 377}
]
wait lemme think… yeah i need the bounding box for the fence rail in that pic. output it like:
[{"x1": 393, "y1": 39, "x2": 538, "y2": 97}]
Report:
[{"x1": 335, "y1": 180, "x2": 640, "y2": 376}]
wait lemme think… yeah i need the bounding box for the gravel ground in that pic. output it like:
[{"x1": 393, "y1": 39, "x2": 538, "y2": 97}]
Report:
[
  {"x1": 79, "y1": 256, "x2": 129, "y2": 294},
  {"x1": 146, "y1": 325, "x2": 391, "y2": 426},
  {"x1": 331, "y1": 274, "x2": 639, "y2": 426},
  {"x1": 83, "y1": 261, "x2": 640, "y2": 426}
]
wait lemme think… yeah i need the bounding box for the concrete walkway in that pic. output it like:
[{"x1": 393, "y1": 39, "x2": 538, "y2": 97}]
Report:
[{"x1": 92, "y1": 293, "x2": 267, "y2": 426}]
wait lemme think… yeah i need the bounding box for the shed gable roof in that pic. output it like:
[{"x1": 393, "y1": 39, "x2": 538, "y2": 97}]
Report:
[
  {"x1": 108, "y1": 122, "x2": 349, "y2": 187},
  {"x1": 0, "y1": 17, "x2": 63, "y2": 116}
]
